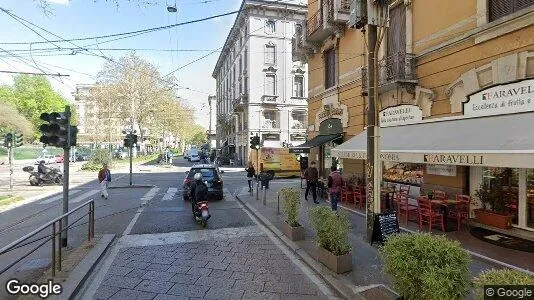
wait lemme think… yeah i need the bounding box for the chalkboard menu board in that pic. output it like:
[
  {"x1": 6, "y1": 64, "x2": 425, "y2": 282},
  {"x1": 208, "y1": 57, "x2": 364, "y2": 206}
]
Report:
[{"x1": 371, "y1": 212, "x2": 400, "y2": 245}]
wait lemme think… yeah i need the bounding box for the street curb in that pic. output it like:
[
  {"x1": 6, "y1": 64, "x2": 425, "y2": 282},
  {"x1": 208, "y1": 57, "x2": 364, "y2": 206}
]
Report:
[
  {"x1": 235, "y1": 195, "x2": 362, "y2": 300},
  {"x1": 52, "y1": 234, "x2": 116, "y2": 300}
]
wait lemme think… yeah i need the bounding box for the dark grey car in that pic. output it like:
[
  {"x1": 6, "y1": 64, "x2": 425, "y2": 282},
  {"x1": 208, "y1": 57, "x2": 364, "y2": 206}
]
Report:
[{"x1": 182, "y1": 164, "x2": 224, "y2": 201}]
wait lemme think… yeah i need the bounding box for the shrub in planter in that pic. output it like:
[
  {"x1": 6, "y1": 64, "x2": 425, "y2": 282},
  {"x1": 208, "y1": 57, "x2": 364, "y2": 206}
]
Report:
[
  {"x1": 473, "y1": 268, "x2": 534, "y2": 300},
  {"x1": 380, "y1": 233, "x2": 471, "y2": 300},
  {"x1": 280, "y1": 187, "x2": 305, "y2": 241},
  {"x1": 308, "y1": 206, "x2": 352, "y2": 273}
]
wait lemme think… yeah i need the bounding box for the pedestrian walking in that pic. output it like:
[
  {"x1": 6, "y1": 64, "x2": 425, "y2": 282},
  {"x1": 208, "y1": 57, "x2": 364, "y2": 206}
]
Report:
[
  {"x1": 304, "y1": 161, "x2": 319, "y2": 203},
  {"x1": 245, "y1": 161, "x2": 255, "y2": 192},
  {"x1": 327, "y1": 165, "x2": 343, "y2": 212},
  {"x1": 98, "y1": 163, "x2": 111, "y2": 200}
]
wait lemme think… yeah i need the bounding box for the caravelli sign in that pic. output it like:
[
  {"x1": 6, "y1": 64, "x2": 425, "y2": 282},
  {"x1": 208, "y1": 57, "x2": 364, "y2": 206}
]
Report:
[
  {"x1": 379, "y1": 105, "x2": 423, "y2": 127},
  {"x1": 423, "y1": 154, "x2": 484, "y2": 165},
  {"x1": 463, "y1": 78, "x2": 534, "y2": 117},
  {"x1": 318, "y1": 104, "x2": 344, "y2": 122}
]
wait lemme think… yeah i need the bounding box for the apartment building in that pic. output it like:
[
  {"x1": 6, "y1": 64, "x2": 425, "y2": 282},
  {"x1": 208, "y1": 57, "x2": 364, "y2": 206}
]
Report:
[
  {"x1": 296, "y1": 0, "x2": 534, "y2": 233},
  {"x1": 212, "y1": 0, "x2": 309, "y2": 165}
]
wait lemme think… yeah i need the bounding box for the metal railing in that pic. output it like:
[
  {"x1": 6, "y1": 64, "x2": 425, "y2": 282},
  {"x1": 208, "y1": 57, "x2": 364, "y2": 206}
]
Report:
[
  {"x1": 0, "y1": 199, "x2": 95, "y2": 277},
  {"x1": 361, "y1": 52, "x2": 416, "y2": 90},
  {"x1": 307, "y1": 10, "x2": 322, "y2": 36}
]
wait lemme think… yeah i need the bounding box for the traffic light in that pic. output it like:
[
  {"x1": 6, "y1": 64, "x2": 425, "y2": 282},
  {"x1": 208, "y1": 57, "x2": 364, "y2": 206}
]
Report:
[
  {"x1": 132, "y1": 134, "x2": 138, "y2": 145},
  {"x1": 250, "y1": 135, "x2": 260, "y2": 150},
  {"x1": 3, "y1": 132, "x2": 13, "y2": 148},
  {"x1": 69, "y1": 126, "x2": 78, "y2": 147},
  {"x1": 39, "y1": 111, "x2": 73, "y2": 148},
  {"x1": 249, "y1": 136, "x2": 255, "y2": 150},
  {"x1": 14, "y1": 133, "x2": 23, "y2": 147},
  {"x1": 123, "y1": 133, "x2": 137, "y2": 148}
]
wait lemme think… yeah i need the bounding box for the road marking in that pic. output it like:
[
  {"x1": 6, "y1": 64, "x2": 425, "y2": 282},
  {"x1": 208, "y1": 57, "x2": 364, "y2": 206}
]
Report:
[
  {"x1": 161, "y1": 187, "x2": 178, "y2": 201},
  {"x1": 236, "y1": 187, "x2": 250, "y2": 197},
  {"x1": 70, "y1": 189, "x2": 101, "y2": 203},
  {"x1": 122, "y1": 186, "x2": 159, "y2": 236},
  {"x1": 39, "y1": 189, "x2": 81, "y2": 204}
]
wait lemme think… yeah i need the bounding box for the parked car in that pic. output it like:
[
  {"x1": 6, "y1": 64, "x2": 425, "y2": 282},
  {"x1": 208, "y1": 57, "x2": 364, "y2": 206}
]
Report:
[
  {"x1": 182, "y1": 164, "x2": 224, "y2": 201},
  {"x1": 35, "y1": 154, "x2": 55, "y2": 165},
  {"x1": 188, "y1": 149, "x2": 200, "y2": 162}
]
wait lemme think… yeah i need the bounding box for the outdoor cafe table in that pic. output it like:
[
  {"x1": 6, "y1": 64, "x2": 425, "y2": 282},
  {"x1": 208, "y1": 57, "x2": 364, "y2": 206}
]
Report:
[{"x1": 431, "y1": 199, "x2": 462, "y2": 232}]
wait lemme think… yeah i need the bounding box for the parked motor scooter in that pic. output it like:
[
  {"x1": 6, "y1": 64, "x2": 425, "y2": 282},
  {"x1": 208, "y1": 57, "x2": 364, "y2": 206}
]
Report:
[
  {"x1": 23, "y1": 166, "x2": 63, "y2": 186},
  {"x1": 193, "y1": 201, "x2": 211, "y2": 228}
]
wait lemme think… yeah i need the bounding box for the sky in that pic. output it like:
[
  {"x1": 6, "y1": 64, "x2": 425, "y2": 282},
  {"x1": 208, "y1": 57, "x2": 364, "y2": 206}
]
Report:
[{"x1": 0, "y1": 0, "x2": 244, "y2": 129}]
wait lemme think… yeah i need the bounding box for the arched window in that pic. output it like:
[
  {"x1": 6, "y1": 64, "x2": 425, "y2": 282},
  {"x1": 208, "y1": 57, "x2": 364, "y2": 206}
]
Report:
[{"x1": 265, "y1": 20, "x2": 276, "y2": 34}]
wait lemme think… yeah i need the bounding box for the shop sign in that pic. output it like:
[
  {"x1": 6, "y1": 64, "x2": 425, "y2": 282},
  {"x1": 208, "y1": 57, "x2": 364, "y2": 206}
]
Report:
[
  {"x1": 316, "y1": 103, "x2": 348, "y2": 126},
  {"x1": 426, "y1": 164, "x2": 457, "y2": 176},
  {"x1": 423, "y1": 154, "x2": 484, "y2": 165},
  {"x1": 379, "y1": 105, "x2": 423, "y2": 127},
  {"x1": 463, "y1": 78, "x2": 534, "y2": 117}
]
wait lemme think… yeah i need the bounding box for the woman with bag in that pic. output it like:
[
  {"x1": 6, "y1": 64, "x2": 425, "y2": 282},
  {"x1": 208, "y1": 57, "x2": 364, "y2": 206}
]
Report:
[{"x1": 245, "y1": 161, "x2": 255, "y2": 193}]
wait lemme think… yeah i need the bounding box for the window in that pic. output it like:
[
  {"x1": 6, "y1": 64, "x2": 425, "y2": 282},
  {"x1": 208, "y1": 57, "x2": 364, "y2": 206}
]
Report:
[
  {"x1": 265, "y1": 74, "x2": 276, "y2": 95},
  {"x1": 264, "y1": 44, "x2": 276, "y2": 65},
  {"x1": 488, "y1": 0, "x2": 534, "y2": 22},
  {"x1": 295, "y1": 23, "x2": 302, "y2": 35},
  {"x1": 266, "y1": 20, "x2": 276, "y2": 33},
  {"x1": 293, "y1": 76, "x2": 304, "y2": 97},
  {"x1": 324, "y1": 48, "x2": 336, "y2": 89}
]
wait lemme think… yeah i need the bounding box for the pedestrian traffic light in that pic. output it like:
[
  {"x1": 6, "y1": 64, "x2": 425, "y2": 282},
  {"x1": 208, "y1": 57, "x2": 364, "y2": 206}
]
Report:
[
  {"x1": 14, "y1": 133, "x2": 23, "y2": 147},
  {"x1": 3, "y1": 132, "x2": 13, "y2": 148}
]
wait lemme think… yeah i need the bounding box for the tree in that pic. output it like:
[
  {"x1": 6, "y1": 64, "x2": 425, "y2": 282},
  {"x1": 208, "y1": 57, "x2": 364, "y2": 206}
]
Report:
[
  {"x1": 0, "y1": 101, "x2": 34, "y2": 138},
  {"x1": 2, "y1": 75, "x2": 70, "y2": 140}
]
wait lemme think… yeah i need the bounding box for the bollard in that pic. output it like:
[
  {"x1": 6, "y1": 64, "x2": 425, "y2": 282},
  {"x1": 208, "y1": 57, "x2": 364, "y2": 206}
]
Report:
[
  {"x1": 256, "y1": 181, "x2": 260, "y2": 200},
  {"x1": 263, "y1": 187, "x2": 266, "y2": 205},
  {"x1": 277, "y1": 192, "x2": 280, "y2": 215}
]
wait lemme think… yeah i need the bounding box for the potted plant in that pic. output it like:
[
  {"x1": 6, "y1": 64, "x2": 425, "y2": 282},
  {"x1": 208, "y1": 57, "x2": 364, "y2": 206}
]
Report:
[
  {"x1": 280, "y1": 187, "x2": 305, "y2": 241},
  {"x1": 308, "y1": 206, "x2": 352, "y2": 274},
  {"x1": 473, "y1": 268, "x2": 534, "y2": 300},
  {"x1": 474, "y1": 182, "x2": 512, "y2": 229},
  {"x1": 380, "y1": 233, "x2": 471, "y2": 300}
]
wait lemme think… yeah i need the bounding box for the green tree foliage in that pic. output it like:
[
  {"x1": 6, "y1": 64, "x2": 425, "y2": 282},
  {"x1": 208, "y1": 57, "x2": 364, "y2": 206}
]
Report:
[
  {"x1": 0, "y1": 101, "x2": 34, "y2": 137},
  {"x1": 1, "y1": 75, "x2": 70, "y2": 139}
]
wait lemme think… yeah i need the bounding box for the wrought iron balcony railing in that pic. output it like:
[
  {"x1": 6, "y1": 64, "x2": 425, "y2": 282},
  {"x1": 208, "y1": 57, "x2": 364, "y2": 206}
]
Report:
[
  {"x1": 307, "y1": 10, "x2": 322, "y2": 36},
  {"x1": 361, "y1": 52, "x2": 416, "y2": 91}
]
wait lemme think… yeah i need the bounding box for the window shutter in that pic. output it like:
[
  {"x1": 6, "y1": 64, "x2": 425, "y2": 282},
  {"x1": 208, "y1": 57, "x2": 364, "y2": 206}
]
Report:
[
  {"x1": 516, "y1": 0, "x2": 534, "y2": 12},
  {"x1": 488, "y1": 0, "x2": 514, "y2": 22}
]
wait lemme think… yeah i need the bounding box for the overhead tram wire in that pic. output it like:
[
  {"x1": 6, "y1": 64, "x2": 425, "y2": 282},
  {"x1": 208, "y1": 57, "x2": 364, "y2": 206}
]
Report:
[{"x1": 0, "y1": 8, "x2": 241, "y2": 46}]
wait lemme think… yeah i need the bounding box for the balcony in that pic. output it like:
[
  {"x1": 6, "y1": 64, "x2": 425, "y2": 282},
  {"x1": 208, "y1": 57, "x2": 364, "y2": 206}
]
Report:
[
  {"x1": 292, "y1": 21, "x2": 316, "y2": 62},
  {"x1": 261, "y1": 119, "x2": 279, "y2": 129},
  {"x1": 361, "y1": 52, "x2": 417, "y2": 93},
  {"x1": 261, "y1": 95, "x2": 278, "y2": 104},
  {"x1": 306, "y1": 0, "x2": 349, "y2": 42},
  {"x1": 232, "y1": 93, "x2": 248, "y2": 112}
]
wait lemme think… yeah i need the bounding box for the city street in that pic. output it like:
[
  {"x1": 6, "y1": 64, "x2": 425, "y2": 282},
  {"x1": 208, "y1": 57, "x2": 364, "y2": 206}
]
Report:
[{"x1": 0, "y1": 158, "x2": 340, "y2": 299}]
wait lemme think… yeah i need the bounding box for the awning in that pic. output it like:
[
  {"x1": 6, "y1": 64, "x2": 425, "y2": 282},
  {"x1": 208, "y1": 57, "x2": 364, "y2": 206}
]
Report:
[
  {"x1": 331, "y1": 113, "x2": 534, "y2": 168},
  {"x1": 289, "y1": 134, "x2": 342, "y2": 153}
]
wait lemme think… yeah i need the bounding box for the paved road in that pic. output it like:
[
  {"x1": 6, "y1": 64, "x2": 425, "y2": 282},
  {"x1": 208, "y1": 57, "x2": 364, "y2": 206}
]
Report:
[{"x1": 78, "y1": 159, "x2": 339, "y2": 299}]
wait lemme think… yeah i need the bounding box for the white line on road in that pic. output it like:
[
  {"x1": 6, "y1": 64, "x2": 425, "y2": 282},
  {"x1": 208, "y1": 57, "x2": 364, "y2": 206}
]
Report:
[
  {"x1": 122, "y1": 186, "x2": 159, "y2": 236},
  {"x1": 161, "y1": 187, "x2": 178, "y2": 201},
  {"x1": 39, "y1": 189, "x2": 81, "y2": 204}
]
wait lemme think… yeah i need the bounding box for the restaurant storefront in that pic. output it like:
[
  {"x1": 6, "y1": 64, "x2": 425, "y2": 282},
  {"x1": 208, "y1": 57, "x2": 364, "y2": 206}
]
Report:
[{"x1": 332, "y1": 77, "x2": 534, "y2": 232}]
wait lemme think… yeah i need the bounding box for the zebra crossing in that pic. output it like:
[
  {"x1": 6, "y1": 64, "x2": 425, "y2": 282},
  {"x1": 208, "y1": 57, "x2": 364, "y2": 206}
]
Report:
[{"x1": 161, "y1": 187, "x2": 178, "y2": 201}]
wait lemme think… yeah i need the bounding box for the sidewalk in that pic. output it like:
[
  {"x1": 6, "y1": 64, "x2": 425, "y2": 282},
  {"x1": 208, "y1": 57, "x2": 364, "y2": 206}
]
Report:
[{"x1": 234, "y1": 181, "x2": 534, "y2": 299}]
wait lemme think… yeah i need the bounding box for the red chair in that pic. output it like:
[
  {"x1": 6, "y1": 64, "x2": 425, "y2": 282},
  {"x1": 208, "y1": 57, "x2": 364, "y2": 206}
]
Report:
[
  {"x1": 394, "y1": 192, "x2": 418, "y2": 225},
  {"x1": 447, "y1": 194, "x2": 471, "y2": 231},
  {"x1": 433, "y1": 190, "x2": 447, "y2": 200},
  {"x1": 417, "y1": 196, "x2": 445, "y2": 232},
  {"x1": 341, "y1": 183, "x2": 354, "y2": 204},
  {"x1": 354, "y1": 185, "x2": 366, "y2": 210}
]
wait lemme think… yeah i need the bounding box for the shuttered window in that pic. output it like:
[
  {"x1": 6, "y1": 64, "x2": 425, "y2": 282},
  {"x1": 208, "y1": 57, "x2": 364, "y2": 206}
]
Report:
[
  {"x1": 293, "y1": 76, "x2": 304, "y2": 97},
  {"x1": 324, "y1": 48, "x2": 336, "y2": 89},
  {"x1": 489, "y1": 0, "x2": 534, "y2": 22},
  {"x1": 387, "y1": 4, "x2": 406, "y2": 57},
  {"x1": 265, "y1": 44, "x2": 276, "y2": 65},
  {"x1": 265, "y1": 74, "x2": 276, "y2": 95}
]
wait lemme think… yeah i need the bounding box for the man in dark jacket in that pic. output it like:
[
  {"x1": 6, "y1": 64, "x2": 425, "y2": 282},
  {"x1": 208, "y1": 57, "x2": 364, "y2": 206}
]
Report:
[
  {"x1": 327, "y1": 165, "x2": 343, "y2": 212},
  {"x1": 304, "y1": 161, "x2": 319, "y2": 203},
  {"x1": 189, "y1": 172, "x2": 208, "y2": 215}
]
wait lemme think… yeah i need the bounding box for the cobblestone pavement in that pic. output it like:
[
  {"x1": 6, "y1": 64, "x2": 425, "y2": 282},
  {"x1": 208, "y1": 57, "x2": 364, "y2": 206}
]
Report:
[{"x1": 90, "y1": 226, "x2": 335, "y2": 300}]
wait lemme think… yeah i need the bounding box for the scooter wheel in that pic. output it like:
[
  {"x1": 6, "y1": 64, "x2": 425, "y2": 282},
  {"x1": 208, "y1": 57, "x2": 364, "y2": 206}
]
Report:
[{"x1": 201, "y1": 220, "x2": 207, "y2": 228}]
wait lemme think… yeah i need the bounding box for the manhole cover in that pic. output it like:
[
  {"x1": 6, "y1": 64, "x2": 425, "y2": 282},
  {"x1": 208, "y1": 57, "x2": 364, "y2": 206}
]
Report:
[{"x1": 17, "y1": 258, "x2": 51, "y2": 271}]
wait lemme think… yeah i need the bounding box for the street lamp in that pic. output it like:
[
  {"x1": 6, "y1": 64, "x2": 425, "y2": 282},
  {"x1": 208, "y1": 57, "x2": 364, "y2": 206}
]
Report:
[{"x1": 167, "y1": 6, "x2": 177, "y2": 12}]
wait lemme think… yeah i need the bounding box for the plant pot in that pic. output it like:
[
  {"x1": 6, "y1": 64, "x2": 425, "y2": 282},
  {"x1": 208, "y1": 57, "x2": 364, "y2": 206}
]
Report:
[
  {"x1": 283, "y1": 222, "x2": 305, "y2": 241},
  {"x1": 474, "y1": 209, "x2": 512, "y2": 229},
  {"x1": 317, "y1": 247, "x2": 352, "y2": 274}
]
